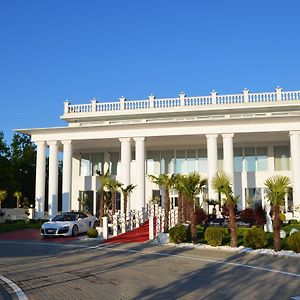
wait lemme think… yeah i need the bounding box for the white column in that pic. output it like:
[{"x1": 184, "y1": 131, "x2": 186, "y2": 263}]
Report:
[
  {"x1": 290, "y1": 131, "x2": 300, "y2": 208},
  {"x1": 222, "y1": 133, "x2": 234, "y2": 191},
  {"x1": 119, "y1": 138, "x2": 131, "y2": 213},
  {"x1": 35, "y1": 141, "x2": 46, "y2": 219},
  {"x1": 134, "y1": 137, "x2": 145, "y2": 210},
  {"x1": 206, "y1": 134, "x2": 218, "y2": 200},
  {"x1": 48, "y1": 141, "x2": 59, "y2": 219},
  {"x1": 62, "y1": 140, "x2": 72, "y2": 212}
]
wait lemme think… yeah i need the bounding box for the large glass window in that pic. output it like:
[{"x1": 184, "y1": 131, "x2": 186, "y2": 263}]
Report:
[
  {"x1": 234, "y1": 148, "x2": 243, "y2": 172},
  {"x1": 175, "y1": 150, "x2": 186, "y2": 174},
  {"x1": 160, "y1": 150, "x2": 174, "y2": 174},
  {"x1": 147, "y1": 151, "x2": 160, "y2": 175},
  {"x1": 110, "y1": 152, "x2": 120, "y2": 175},
  {"x1": 274, "y1": 146, "x2": 290, "y2": 171},
  {"x1": 80, "y1": 153, "x2": 92, "y2": 176},
  {"x1": 256, "y1": 147, "x2": 268, "y2": 171},
  {"x1": 187, "y1": 150, "x2": 197, "y2": 173},
  {"x1": 91, "y1": 152, "x2": 104, "y2": 174},
  {"x1": 198, "y1": 149, "x2": 207, "y2": 173},
  {"x1": 244, "y1": 148, "x2": 256, "y2": 172}
]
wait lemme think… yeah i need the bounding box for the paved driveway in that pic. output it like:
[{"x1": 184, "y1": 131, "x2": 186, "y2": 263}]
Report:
[{"x1": 0, "y1": 239, "x2": 300, "y2": 299}]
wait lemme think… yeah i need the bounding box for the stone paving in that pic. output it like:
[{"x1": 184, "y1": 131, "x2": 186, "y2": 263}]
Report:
[{"x1": 1, "y1": 240, "x2": 300, "y2": 299}]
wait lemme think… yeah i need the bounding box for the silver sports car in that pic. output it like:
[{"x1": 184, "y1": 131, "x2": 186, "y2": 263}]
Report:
[{"x1": 41, "y1": 212, "x2": 98, "y2": 237}]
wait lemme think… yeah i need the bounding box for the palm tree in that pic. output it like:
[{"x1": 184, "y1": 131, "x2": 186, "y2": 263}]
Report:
[
  {"x1": 13, "y1": 191, "x2": 22, "y2": 209},
  {"x1": 212, "y1": 172, "x2": 237, "y2": 247},
  {"x1": 0, "y1": 190, "x2": 7, "y2": 209},
  {"x1": 181, "y1": 172, "x2": 207, "y2": 243},
  {"x1": 264, "y1": 175, "x2": 291, "y2": 251},
  {"x1": 173, "y1": 174, "x2": 185, "y2": 224},
  {"x1": 95, "y1": 169, "x2": 110, "y2": 223},
  {"x1": 107, "y1": 179, "x2": 122, "y2": 215},
  {"x1": 120, "y1": 184, "x2": 136, "y2": 216},
  {"x1": 148, "y1": 174, "x2": 176, "y2": 232}
]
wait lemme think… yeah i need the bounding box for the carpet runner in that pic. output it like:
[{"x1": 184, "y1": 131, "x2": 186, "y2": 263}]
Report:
[{"x1": 104, "y1": 219, "x2": 153, "y2": 244}]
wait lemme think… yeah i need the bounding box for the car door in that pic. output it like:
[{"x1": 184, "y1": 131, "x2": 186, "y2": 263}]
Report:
[
  {"x1": 80, "y1": 213, "x2": 90, "y2": 232},
  {"x1": 77, "y1": 214, "x2": 86, "y2": 233}
]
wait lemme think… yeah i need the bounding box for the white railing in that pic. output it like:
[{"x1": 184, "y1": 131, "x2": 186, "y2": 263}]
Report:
[{"x1": 64, "y1": 88, "x2": 300, "y2": 115}]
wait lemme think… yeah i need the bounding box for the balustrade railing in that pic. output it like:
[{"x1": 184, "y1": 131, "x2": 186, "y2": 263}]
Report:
[{"x1": 64, "y1": 88, "x2": 300, "y2": 115}]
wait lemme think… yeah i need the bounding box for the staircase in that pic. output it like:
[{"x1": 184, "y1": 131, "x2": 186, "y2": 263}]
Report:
[{"x1": 104, "y1": 220, "x2": 150, "y2": 244}]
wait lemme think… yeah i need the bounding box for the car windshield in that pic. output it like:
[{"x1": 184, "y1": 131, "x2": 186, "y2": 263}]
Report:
[{"x1": 52, "y1": 213, "x2": 76, "y2": 221}]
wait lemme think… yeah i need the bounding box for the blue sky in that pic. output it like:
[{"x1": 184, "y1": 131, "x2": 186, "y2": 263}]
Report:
[{"x1": 1, "y1": 0, "x2": 300, "y2": 143}]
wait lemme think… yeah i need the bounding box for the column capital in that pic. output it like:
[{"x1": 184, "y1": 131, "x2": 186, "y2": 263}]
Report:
[
  {"x1": 205, "y1": 134, "x2": 218, "y2": 139},
  {"x1": 119, "y1": 137, "x2": 131, "y2": 143},
  {"x1": 222, "y1": 133, "x2": 234, "y2": 138},
  {"x1": 133, "y1": 137, "x2": 145, "y2": 142},
  {"x1": 61, "y1": 140, "x2": 72, "y2": 145},
  {"x1": 289, "y1": 131, "x2": 300, "y2": 136},
  {"x1": 35, "y1": 141, "x2": 46, "y2": 147},
  {"x1": 47, "y1": 140, "x2": 59, "y2": 146}
]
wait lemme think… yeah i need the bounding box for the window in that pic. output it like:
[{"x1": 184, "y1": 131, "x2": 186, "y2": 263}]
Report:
[
  {"x1": 91, "y1": 152, "x2": 104, "y2": 174},
  {"x1": 161, "y1": 150, "x2": 174, "y2": 174},
  {"x1": 80, "y1": 153, "x2": 92, "y2": 176},
  {"x1": 110, "y1": 152, "x2": 120, "y2": 175},
  {"x1": 256, "y1": 147, "x2": 268, "y2": 171},
  {"x1": 198, "y1": 149, "x2": 207, "y2": 173},
  {"x1": 187, "y1": 150, "x2": 197, "y2": 173},
  {"x1": 175, "y1": 150, "x2": 186, "y2": 174},
  {"x1": 274, "y1": 146, "x2": 290, "y2": 171},
  {"x1": 244, "y1": 148, "x2": 256, "y2": 172},
  {"x1": 234, "y1": 148, "x2": 243, "y2": 172},
  {"x1": 147, "y1": 151, "x2": 160, "y2": 175}
]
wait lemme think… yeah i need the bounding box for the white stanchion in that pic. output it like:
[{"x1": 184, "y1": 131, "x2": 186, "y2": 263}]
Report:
[{"x1": 102, "y1": 216, "x2": 108, "y2": 240}]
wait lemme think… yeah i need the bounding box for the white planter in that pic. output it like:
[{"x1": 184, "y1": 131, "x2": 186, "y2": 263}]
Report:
[{"x1": 158, "y1": 233, "x2": 169, "y2": 244}]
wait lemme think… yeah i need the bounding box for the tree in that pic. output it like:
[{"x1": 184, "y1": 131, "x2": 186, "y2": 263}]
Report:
[
  {"x1": 95, "y1": 169, "x2": 110, "y2": 223},
  {"x1": 13, "y1": 191, "x2": 22, "y2": 209},
  {"x1": 0, "y1": 190, "x2": 7, "y2": 209},
  {"x1": 121, "y1": 184, "x2": 136, "y2": 216},
  {"x1": 264, "y1": 175, "x2": 291, "y2": 251},
  {"x1": 173, "y1": 174, "x2": 185, "y2": 224},
  {"x1": 181, "y1": 172, "x2": 207, "y2": 243},
  {"x1": 212, "y1": 172, "x2": 237, "y2": 247},
  {"x1": 107, "y1": 179, "x2": 122, "y2": 215},
  {"x1": 148, "y1": 174, "x2": 176, "y2": 232}
]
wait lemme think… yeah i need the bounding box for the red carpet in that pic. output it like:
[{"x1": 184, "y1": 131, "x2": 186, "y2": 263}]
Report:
[{"x1": 104, "y1": 219, "x2": 154, "y2": 244}]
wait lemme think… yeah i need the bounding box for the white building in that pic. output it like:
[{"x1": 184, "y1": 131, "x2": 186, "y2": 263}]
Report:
[{"x1": 17, "y1": 87, "x2": 300, "y2": 219}]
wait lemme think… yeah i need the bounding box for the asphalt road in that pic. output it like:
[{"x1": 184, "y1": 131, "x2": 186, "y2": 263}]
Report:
[{"x1": 0, "y1": 238, "x2": 300, "y2": 300}]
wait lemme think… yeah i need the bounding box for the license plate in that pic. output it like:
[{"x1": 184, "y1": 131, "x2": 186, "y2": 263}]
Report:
[{"x1": 48, "y1": 229, "x2": 55, "y2": 233}]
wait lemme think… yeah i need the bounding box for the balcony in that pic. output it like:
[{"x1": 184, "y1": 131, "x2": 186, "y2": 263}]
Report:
[{"x1": 61, "y1": 88, "x2": 300, "y2": 123}]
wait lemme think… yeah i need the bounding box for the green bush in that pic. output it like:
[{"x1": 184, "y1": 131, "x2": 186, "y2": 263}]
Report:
[
  {"x1": 282, "y1": 224, "x2": 300, "y2": 234},
  {"x1": 287, "y1": 231, "x2": 300, "y2": 253},
  {"x1": 196, "y1": 225, "x2": 205, "y2": 243},
  {"x1": 244, "y1": 226, "x2": 267, "y2": 249},
  {"x1": 87, "y1": 228, "x2": 98, "y2": 238},
  {"x1": 204, "y1": 227, "x2": 227, "y2": 246},
  {"x1": 290, "y1": 220, "x2": 300, "y2": 225},
  {"x1": 237, "y1": 228, "x2": 249, "y2": 246},
  {"x1": 169, "y1": 225, "x2": 189, "y2": 244}
]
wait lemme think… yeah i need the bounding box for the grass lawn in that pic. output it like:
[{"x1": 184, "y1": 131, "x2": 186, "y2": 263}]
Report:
[{"x1": 0, "y1": 221, "x2": 44, "y2": 234}]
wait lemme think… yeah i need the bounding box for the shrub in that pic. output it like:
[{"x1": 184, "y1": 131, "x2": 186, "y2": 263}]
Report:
[
  {"x1": 87, "y1": 228, "x2": 98, "y2": 238},
  {"x1": 196, "y1": 225, "x2": 205, "y2": 243},
  {"x1": 290, "y1": 220, "x2": 300, "y2": 225},
  {"x1": 204, "y1": 226, "x2": 227, "y2": 246},
  {"x1": 169, "y1": 225, "x2": 189, "y2": 244},
  {"x1": 282, "y1": 224, "x2": 300, "y2": 235},
  {"x1": 287, "y1": 231, "x2": 300, "y2": 253},
  {"x1": 237, "y1": 227, "x2": 249, "y2": 246},
  {"x1": 240, "y1": 208, "x2": 255, "y2": 223},
  {"x1": 195, "y1": 207, "x2": 208, "y2": 225},
  {"x1": 244, "y1": 226, "x2": 267, "y2": 249},
  {"x1": 254, "y1": 205, "x2": 266, "y2": 226}
]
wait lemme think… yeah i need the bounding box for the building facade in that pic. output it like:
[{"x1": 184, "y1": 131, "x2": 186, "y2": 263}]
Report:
[{"x1": 18, "y1": 88, "x2": 300, "y2": 219}]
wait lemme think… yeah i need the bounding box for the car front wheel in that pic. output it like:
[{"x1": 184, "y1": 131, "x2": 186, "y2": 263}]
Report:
[{"x1": 72, "y1": 225, "x2": 79, "y2": 237}]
